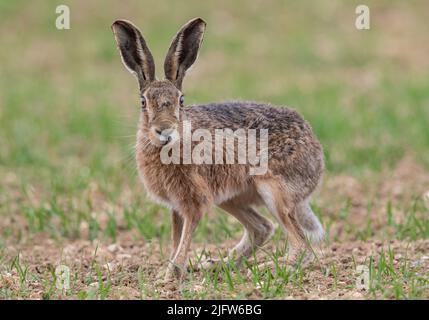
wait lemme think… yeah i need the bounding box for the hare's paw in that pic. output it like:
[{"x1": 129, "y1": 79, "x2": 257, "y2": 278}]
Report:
[
  {"x1": 164, "y1": 262, "x2": 184, "y2": 282},
  {"x1": 191, "y1": 258, "x2": 223, "y2": 272}
]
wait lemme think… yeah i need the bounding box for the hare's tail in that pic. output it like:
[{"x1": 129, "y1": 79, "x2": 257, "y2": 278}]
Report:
[{"x1": 296, "y1": 201, "x2": 325, "y2": 244}]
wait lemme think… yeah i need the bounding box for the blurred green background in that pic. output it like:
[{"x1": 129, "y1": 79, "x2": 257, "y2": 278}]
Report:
[{"x1": 0, "y1": 0, "x2": 428, "y2": 240}]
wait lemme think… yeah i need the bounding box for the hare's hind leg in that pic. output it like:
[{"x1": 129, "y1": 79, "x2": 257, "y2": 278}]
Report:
[
  {"x1": 296, "y1": 201, "x2": 325, "y2": 244},
  {"x1": 256, "y1": 179, "x2": 309, "y2": 263},
  {"x1": 199, "y1": 202, "x2": 274, "y2": 270},
  {"x1": 221, "y1": 202, "x2": 274, "y2": 262}
]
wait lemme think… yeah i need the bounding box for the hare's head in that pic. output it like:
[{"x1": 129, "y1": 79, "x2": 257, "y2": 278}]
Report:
[{"x1": 112, "y1": 18, "x2": 206, "y2": 146}]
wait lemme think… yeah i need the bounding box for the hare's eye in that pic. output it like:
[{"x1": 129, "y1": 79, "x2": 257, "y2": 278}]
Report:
[
  {"x1": 179, "y1": 95, "x2": 184, "y2": 106},
  {"x1": 140, "y1": 96, "x2": 146, "y2": 109}
]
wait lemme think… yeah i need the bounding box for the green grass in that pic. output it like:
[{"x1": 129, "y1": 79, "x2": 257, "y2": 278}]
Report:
[
  {"x1": 366, "y1": 247, "x2": 429, "y2": 299},
  {"x1": 0, "y1": 0, "x2": 428, "y2": 299}
]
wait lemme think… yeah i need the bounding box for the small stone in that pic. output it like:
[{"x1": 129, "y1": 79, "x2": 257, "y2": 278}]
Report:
[
  {"x1": 117, "y1": 253, "x2": 132, "y2": 260},
  {"x1": 411, "y1": 256, "x2": 429, "y2": 268},
  {"x1": 107, "y1": 244, "x2": 123, "y2": 253}
]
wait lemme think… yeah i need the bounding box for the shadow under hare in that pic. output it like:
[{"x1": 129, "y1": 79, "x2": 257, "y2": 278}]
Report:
[{"x1": 111, "y1": 17, "x2": 324, "y2": 281}]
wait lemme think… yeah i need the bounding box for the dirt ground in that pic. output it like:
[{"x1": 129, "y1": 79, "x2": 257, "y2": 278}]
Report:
[
  {"x1": 1, "y1": 157, "x2": 428, "y2": 300},
  {"x1": 1, "y1": 232, "x2": 428, "y2": 300}
]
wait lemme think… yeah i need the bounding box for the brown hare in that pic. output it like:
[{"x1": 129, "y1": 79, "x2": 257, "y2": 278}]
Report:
[{"x1": 111, "y1": 18, "x2": 324, "y2": 281}]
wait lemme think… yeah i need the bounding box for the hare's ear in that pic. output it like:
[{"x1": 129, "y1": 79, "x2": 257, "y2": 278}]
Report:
[
  {"x1": 164, "y1": 18, "x2": 206, "y2": 90},
  {"x1": 112, "y1": 20, "x2": 155, "y2": 90}
]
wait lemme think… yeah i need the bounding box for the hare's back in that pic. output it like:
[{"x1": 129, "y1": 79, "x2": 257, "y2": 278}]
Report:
[{"x1": 185, "y1": 101, "x2": 311, "y2": 135}]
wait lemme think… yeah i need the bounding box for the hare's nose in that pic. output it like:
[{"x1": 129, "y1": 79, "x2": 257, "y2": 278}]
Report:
[
  {"x1": 154, "y1": 126, "x2": 173, "y2": 135},
  {"x1": 153, "y1": 126, "x2": 175, "y2": 144}
]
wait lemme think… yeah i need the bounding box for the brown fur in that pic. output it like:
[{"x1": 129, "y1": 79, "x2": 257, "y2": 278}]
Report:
[{"x1": 112, "y1": 18, "x2": 325, "y2": 280}]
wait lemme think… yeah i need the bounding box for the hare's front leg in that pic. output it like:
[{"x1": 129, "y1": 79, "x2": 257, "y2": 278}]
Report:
[
  {"x1": 165, "y1": 210, "x2": 202, "y2": 281},
  {"x1": 169, "y1": 210, "x2": 183, "y2": 261}
]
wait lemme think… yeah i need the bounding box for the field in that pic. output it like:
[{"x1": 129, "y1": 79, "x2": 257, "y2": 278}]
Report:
[{"x1": 0, "y1": 0, "x2": 428, "y2": 299}]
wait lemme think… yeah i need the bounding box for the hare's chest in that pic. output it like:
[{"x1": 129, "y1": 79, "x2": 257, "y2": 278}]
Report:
[
  {"x1": 135, "y1": 143, "x2": 211, "y2": 211},
  {"x1": 137, "y1": 161, "x2": 174, "y2": 208},
  {"x1": 136, "y1": 149, "x2": 188, "y2": 210}
]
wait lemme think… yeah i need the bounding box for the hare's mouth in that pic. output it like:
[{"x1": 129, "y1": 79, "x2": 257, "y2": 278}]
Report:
[{"x1": 150, "y1": 128, "x2": 179, "y2": 147}]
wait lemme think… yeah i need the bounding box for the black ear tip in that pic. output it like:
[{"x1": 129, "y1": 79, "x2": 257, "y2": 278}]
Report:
[
  {"x1": 112, "y1": 19, "x2": 125, "y2": 27},
  {"x1": 111, "y1": 19, "x2": 138, "y2": 32},
  {"x1": 195, "y1": 17, "x2": 207, "y2": 26},
  {"x1": 188, "y1": 17, "x2": 206, "y2": 28},
  {"x1": 111, "y1": 20, "x2": 126, "y2": 33},
  {"x1": 111, "y1": 21, "x2": 119, "y2": 31}
]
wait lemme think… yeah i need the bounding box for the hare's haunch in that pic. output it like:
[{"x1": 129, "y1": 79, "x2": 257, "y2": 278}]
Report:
[{"x1": 112, "y1": 18, "x2": 324, "y2": 280}]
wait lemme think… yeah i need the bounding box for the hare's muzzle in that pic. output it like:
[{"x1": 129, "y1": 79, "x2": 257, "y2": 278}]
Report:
[{"x1": 152, "y1": 126, "x2": 178, "y2": 145}]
